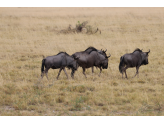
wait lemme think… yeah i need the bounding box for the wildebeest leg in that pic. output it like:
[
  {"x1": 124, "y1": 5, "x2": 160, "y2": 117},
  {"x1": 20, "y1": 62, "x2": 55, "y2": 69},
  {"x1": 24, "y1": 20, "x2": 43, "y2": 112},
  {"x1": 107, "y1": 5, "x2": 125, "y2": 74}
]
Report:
[
  {"x1": 63, "y1": 68, "x2": 69, "y2": 79},
  {"x1": 123, "y1": 66, "x2": 129, "y2": 79},
  {"x1": 124, "y1": 70, "x2": 128, "y2": 78},
  {"x1": 40, "y1": 68, "x2": 49, "y2": 81},
  {"x1": 121, "y1": 66, "x2": 125, "y2": 78},
  {"x1": 83, "y1": 68, "x2": 87, "y2": 78},
  {"x1": 41, "y1": 71, "x2": 44, "y2": 79},
  {"x1": 122, "y1": 70, "x2": 124, "y2": 78},
  {"x1": 38, "y1": 71, "x2": 44, "y2": 82},
  {"x1": 45, "y1": 68, "x2": 49, "y2": 80},
  {"x1": 92, "y1": 67, "x2": 94, "y2": 75},
  {"x1": 99, "y1": 67, "x2": 102, "y2": 77},
  {"x1": 71, "y1": 69, "x2": 75, "y2": 79},
  {"x1": 133, "y1": 66, "x2": 139, "y2": 78},
  {"x1": 57, "y1": 68, "x2": 63, "y2": 80}
]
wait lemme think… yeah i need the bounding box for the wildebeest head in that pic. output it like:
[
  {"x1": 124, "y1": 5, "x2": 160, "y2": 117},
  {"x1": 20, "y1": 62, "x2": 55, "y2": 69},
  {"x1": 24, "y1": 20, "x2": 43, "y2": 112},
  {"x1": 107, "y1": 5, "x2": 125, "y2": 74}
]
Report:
[
  {"x1": 141, "y1": 49, "x2": 150, "y2": 65},
  {"x1": 100, "y1": 53, "x2": 111, "y2": 69},
  {"x1": 67, "y1": 56, "x2": 80, "y2": 70}
]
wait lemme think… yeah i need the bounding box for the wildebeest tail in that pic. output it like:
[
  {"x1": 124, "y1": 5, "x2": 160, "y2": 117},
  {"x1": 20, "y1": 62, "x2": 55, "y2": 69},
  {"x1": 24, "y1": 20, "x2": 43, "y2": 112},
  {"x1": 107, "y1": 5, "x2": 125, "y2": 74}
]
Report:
[
  {"x1": 41, "y1": 59, "x2": 46, "y2": 72},
  {"x1": 119, "y1": 56, "x2": 124, "y2": 73}
]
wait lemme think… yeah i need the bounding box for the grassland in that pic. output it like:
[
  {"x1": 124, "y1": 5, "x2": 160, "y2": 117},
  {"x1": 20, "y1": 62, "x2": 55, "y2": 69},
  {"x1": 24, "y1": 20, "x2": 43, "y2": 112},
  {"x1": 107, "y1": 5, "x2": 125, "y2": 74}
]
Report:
[{"x1": 0, "y1": 7, "x2": 164, "y2": 116}]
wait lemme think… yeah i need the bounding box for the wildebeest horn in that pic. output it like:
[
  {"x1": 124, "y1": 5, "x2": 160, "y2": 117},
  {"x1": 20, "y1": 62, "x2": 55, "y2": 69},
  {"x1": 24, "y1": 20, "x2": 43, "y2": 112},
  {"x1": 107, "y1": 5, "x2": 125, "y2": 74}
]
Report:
[
  {"x1": 107, "y1": 53, "x2": 111, "y2": 58},
  {"x1": 148, "y1": 49, "x2": 150, "y2": 53},
  {"x1": 104, "y1": 49, "x2": 107, "y2": 52}
]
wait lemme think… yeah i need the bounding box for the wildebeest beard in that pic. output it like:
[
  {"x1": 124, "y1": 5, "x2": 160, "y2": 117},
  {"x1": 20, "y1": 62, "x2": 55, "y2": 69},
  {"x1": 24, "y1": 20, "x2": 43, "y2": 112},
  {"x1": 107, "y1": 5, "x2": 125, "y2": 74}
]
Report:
[
  {"x1": 102, "y1": 64, "x2": 108, "y2": 69},
  {"x1": 142, "y1": 59, "x2": 148, "y2": 65}
]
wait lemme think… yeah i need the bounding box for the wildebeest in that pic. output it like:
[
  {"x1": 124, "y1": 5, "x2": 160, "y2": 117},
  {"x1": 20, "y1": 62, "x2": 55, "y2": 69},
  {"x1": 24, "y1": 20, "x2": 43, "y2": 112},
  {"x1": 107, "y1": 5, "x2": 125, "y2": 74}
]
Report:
[
  {"x1": 119, "y1": 48, "x2": 150, "y2": 78},
  {"x1": 72, "y1": 46, "x2": 108, "y2": 73},
  {"x1": 72, "y1": 49, "x2": 111, "y2": 78},
  {"x1": 41, "y1": 52, "x2": 79, "y2": 80}
]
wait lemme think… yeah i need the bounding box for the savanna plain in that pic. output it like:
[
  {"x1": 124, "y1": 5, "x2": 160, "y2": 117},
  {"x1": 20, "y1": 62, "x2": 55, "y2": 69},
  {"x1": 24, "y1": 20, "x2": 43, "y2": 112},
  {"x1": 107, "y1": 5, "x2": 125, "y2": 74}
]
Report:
[{"x1": 0, "y1": 8, "x2": 164, "y2": 116}]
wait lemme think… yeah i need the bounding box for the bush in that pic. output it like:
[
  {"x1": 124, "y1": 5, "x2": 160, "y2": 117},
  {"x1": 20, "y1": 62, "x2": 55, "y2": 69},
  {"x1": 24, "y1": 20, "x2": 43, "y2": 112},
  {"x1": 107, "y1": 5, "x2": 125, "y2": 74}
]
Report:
[{"x1": 59, "y1": 21, "x2": 101, "y2": 34}]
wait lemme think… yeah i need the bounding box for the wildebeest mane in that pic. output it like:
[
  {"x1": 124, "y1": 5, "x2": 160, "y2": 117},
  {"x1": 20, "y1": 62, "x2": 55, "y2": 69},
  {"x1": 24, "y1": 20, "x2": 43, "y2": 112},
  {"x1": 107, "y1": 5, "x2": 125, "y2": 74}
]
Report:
[
  {"x1": 84, "y1": 46, "x2": 98, "y2": 54},
  {"x1": 57, "y1": 52, "x2": 70, "y2": 56},
  {"x1": 133, "y1": 48, "x2": 142, "y2": 53}
]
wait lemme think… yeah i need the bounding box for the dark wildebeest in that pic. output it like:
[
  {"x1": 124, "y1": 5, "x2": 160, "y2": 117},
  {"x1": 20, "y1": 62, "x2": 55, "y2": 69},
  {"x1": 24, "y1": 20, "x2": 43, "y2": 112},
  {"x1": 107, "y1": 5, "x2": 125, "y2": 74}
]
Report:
[
  {"x1": 72, "y1": 46, "x2": 108, "y2": 73},
  {"x1": 72, "y1": 50, "x2": 111, "y2": 78},
  {"x1": 119, "y1": 48, "x2": 150, "y2": 78},
  {"x1": 41, "y1": 52, "x2": 79, "y2": 80}
]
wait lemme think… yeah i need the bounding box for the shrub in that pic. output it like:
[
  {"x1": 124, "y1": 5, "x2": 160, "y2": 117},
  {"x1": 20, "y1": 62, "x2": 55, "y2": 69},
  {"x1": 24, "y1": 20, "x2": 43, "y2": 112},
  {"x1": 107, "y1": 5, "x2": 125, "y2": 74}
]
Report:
[{"x1": 59, "y1": 21, "x2": 101, "y2": 34}]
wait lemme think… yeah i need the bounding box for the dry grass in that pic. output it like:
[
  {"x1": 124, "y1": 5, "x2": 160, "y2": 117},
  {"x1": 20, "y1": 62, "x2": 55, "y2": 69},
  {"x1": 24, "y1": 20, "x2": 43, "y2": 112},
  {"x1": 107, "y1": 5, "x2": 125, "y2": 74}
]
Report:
[{"x1": 0, "y1": 7, "x2": 164, "y2": 116}]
